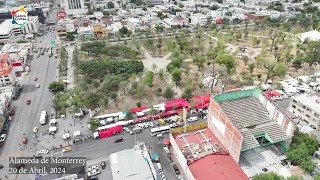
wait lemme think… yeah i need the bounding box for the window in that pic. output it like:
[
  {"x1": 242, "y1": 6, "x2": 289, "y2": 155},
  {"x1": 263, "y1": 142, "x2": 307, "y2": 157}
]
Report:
[{"x1": 292, "y1": 105, "x2": 296, "y2": 109}]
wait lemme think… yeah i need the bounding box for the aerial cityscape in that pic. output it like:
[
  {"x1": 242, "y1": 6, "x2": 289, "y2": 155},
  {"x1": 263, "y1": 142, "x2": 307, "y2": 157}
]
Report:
[{"x1": 0, "y1": 0, "x2": 320, "y2": 179}]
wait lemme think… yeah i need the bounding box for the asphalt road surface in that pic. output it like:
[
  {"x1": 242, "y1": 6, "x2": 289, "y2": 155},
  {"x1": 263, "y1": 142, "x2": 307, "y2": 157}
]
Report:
[
  {"x1": 0, "y1": 10, "x2": 59, "y2": 179},
  {"x1": 47, "y1": 130, "x2": 178, "y2": 180}
]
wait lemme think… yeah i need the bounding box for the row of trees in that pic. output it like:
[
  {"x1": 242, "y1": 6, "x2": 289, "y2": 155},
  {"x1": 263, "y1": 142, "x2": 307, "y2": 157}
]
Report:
[{"x1": 252, "y1": 172, "x2": 316, "y2": 180}]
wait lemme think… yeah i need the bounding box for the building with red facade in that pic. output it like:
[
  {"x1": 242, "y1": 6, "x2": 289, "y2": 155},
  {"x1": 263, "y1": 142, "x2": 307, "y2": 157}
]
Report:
[{"x1": 208, "y1": 89, "x2": 295, "y2": 163}]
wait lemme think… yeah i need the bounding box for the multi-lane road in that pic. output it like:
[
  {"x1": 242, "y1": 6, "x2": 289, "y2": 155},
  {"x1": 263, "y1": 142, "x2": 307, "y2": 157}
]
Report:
[{"x1": 0, "y1": 9, "x2": 59, "y2": 179}]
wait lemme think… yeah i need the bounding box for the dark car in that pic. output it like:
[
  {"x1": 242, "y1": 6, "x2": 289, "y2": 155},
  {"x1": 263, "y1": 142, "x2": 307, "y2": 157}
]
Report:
[
  {"x1": 33, "y1": 155, "x2": 43, "y2": 159},
  {"x1": 100, "y1": 161, "x2": 106, "y2": 169},
  {"x1": 114, "y1": 137, "x2": 123, "y2": 143},
  {"x1": 15, "y1": 163, "x2": 25, "y2": 169},
  {"x1": 0, "y1": 141, "x2": 4, "y2": 147},
  {"x1": 172, "y1": 164, "x2": 180, "y2": 175},
  {"x1": 89, "y1": 176, "x2": 99, "y2": 180}
]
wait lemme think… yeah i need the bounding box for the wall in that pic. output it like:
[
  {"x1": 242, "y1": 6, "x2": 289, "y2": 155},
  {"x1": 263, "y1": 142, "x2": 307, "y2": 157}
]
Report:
[
  {"x1": 208, "y1": 95, "x2": 243, "y2": 163},
  {"x1": 169, "y1": 133, "x2": 195, "y2": 180},
  {"x1": 258, "y1": 94, "x2": 295, "y2": 139}
]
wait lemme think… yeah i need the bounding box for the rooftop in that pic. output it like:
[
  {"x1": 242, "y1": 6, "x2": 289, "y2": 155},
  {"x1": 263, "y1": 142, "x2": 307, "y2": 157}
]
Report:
[
  {"x1": 110, "y1": 148, "x2": 153, "y2": 180},
  {"x1": 174, "y1": 128, "x2": 248, "y2": 180},
  {"x1": 0, "y1": 19, "x2": 22, "y2": 36},
  {"x1": 215, "y1": 89, "x2": 289, "y2": 151},
  {"x1": 293, "y1": 95, "x2": 320, "y2": 114}
]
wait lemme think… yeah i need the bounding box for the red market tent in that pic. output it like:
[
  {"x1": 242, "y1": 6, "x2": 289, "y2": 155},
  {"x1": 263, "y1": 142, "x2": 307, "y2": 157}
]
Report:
[
  {"x1": 163, "y1": 139, "x2": 170, "y2": 145},
  {"x1": 195, "y1": 103, "x2": 209, "y2": 110},
  {"x1": 164, "y1": 99, "x2": 189, "y2": 111},
  {"x1": 192, "y1": 94, "x2": 210, "y2": 106},
  {"x1": 98, "y1": 130, "x2": 112, "y2": 139},
  {"x1": 130, "y1": 106, "x2": 148, "y2": 113}
]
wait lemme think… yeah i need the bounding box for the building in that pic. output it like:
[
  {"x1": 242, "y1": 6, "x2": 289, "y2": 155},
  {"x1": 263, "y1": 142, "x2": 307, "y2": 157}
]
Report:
[
  {"x1": 0, "y1": 7, "x2": 46, "y2": 24},
  {"x1": 0, "y1": 16, "x2": 40, "y2": 44},
  {"x1": 78, "y1": 26, "x2": 94, "y2": 37},
  {"x1": 93, "y1": 23, "x2": 108, "y2": 38},
  {"x1": 245, "y1": 13, "x2": 269, "y2": 20},
  {"x1": 23, "y1": 16, "x2": 40, "y2": 34},
  {"x1": 208, "y1": 89, "x2": 295, "y2": 163},
  {"x1": 127, "y1": 18, "x2": 144, "y2": 33},
  {"x1": 190, "y1": 13, "x2": 212, "y2": 26},
  {"x1": 0, "y1": 53, "x2": 16, "y2": 87},
  {"x1": 162, "y1": 17, "x2": 189, "y2": 28},
  {"x1": 62, "y1": 0, "x2": 88, "y2": 15},
  {"x1": 147, "y1": 0, "x2": 164, "y2": 6},
  {"x1": 56, "y1": 25, "x2": 67, "y2": 36},
  {"x1": 0, "y1": 19, "x2": 24, "y2": 44},
  {"x1": 170, "y1": 127, "x2": 249, "y2": 180},
  {"x1": 288, "y1": 95, "x2": 320, "y2": 128},
  {"x1": 110, "y1": 142, "x2": 155, "y2": 180},
  {"x1": 300, "y1": 30, "x2": 320, "y2": 42}
]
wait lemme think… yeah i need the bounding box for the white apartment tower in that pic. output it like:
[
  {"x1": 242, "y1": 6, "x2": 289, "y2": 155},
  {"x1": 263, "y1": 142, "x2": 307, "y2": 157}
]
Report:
[{"x1": 62, "y1": 0, "x2": 88, "y2": 15}]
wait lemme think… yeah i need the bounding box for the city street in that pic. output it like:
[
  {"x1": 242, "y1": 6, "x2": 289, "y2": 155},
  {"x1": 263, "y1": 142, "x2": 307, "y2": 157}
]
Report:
[
  {"x1": 46, "y1": 131, "x2": 178, "y2": 180},
  {"x1": 0, "y1": 9, "x2": 59, "y2": 179}
]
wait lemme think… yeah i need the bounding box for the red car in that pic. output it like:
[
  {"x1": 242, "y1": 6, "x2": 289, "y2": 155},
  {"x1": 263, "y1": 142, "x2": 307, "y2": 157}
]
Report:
[
  {"x1": 26, "y1": 100, "x2": 31, "y2": 105},
  {"x1": 34, "y1": 77, "x2": 38, "y2": 81}
]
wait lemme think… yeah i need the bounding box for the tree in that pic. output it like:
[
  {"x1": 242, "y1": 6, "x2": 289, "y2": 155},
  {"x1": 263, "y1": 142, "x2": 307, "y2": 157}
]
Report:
[
  {"x1": 136, "y1": 85, "x2": 146, "y2": 102},
  {"x1": 51, "y1": 92, "x2": 69, "y2": 117},
  {"x1": 248, "y1": 63, "x2": 255, "y2": 74},
  {"x1": 268, "y1": 29, "x2": 280, "y2": 53},
  {"x1": 171, "y1": 67, "x2": 182, "y2": 85},
  {"x1": 215, "y1": 53, "x2": 236, "y2": 75},
  {"x1": 182, "y1": 87, "x2": 193, "y2": 99},
  {"x1": 149, "y1": 108, "x2": 158, "y2": 115},
  {"x1": 86, "y1": 92, "x2": 103, "y2": 107},
  {"x1": 242, "y1": 56, "x2": 249, "y2": 68},
  {"x1": 285, "y1": 53, "x2": 294, "y2": 66},
  {"x1": 119, "y1": 26, "x2": 128, "y2": 35},
  {"x1": 48, "y1": 81, "x2": 64, "y2": 93},
  {"x1": 125, "y1": 111, "x2": 134, "y2": 120},
  {"x1": 110, "y1": 93, "x2": 117, "y2": 101},
  {"x1": 163, "y1": 87, "x2": 174, "y2": 99},
  {"x1": 107, "y1": 2, "x2": 114, "y2": 8},
  {"x1": 291, "y1": 58, "x2": 303, "y2": 71},
  {"x1": 193, "y1": 53, "x2": 205, "y2": 70},
  {"x1": 88, "y1": 118, "x2": 100, "y2": 131},
  {"x1": 252, "y1": 172, "x2": 284, "y2": 180},
  {"x1": 66, "y1": 32, "x2": 75, "y2": 41},
  {"x1": 144, "y1": 71, "x2": 154, "y2": 88},
  {"x1": 98, "y1": 99, "x2": 106, "y2": 109},
  {"x1": 68, "y1": 86, "x2": 89, "y2": 113},
  {"x1": 257, "y1": 55, "x2": 287, "y2": 84},
  {"x1": 119, "y1": 81, "x2": 127, "y2": 94},
  {"x1": 252, "y1": 36, "x2": 258, "y2": 48},
  {"x1": 152, "y1": 63, "x2": 157, "y2": 73},
  {"x1": 93, "y1": 80, "x2": 100, "y2": 89},
  {"x1": 298, "y1": 41, "x2": 320, "y2": 67}
]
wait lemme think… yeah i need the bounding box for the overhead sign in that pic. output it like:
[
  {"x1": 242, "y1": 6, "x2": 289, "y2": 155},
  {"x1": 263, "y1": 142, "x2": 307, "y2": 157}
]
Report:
[{"x1": 56, "y1": 11, "x2": 67, "y2": 19}]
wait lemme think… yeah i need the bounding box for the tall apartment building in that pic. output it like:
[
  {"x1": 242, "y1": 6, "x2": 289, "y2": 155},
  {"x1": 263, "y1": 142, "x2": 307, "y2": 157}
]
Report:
[
  {"x1": 288, "y1": 95, "x2": 320, "y2": 128},
  {"x1": 62, "y1": 0, "x2": 88, "y2": 15}
]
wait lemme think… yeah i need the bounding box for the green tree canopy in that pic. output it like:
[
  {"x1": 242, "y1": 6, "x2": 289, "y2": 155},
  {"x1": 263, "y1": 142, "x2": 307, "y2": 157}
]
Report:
[{"x1": 48, "y1": 81, "x2": 64, "y2": 93}]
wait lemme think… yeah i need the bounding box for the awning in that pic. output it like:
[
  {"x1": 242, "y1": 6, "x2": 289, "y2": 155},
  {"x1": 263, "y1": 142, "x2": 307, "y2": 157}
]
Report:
[
  {"x1": 73, "y1": 131, "x2": 81, "y2": 137},
  {"x1": 163, "y1": 139, "x2": 170, "y2": 145}
]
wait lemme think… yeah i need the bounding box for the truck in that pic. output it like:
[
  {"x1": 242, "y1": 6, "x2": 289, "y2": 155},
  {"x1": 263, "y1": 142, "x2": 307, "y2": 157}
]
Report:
[{"x1": 48, "y1": 49, "x2": 52, "y2": 57}]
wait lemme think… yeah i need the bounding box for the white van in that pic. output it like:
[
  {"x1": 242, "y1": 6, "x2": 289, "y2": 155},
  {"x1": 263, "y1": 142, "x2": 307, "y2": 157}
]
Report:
[
  {"x1": 188, "y1": 117, "x2": 198, "y2": 122},
  {"x1": 39, "y1": 111, "x2": 48, "y2": 125},
  {"x1": 49, "y1": 126, "x2": 57, "y2": 135},
  {"x1": 156, "y1": 163, "x2": 162, "y2": 171}
]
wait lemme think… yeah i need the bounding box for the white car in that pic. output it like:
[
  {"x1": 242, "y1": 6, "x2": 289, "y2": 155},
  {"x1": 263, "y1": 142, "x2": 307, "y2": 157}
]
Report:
[
  {"x1": 38, "y1": 149, "x2": 49, "y2": 154},
  {"x1": 87, "y1": 169, "x2": 101, "y2": 177},
  {"x1": 123, "y1": 127, "x2": 130, "y2": 133},
  {"x1": 88, "y1": 165, "x2": 99, "y2": 172},
  {"x1": 35, "y1": 84, "x2": 40, "y2": 88},
  {"x1": 0, "y1": 134, "x2": 6, "y2": 141}
]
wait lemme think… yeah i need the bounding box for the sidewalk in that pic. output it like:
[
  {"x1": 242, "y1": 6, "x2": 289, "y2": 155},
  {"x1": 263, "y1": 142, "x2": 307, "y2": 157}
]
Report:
[{"x1": 66, "y1": 45, "x2": 75, "y2": 89}]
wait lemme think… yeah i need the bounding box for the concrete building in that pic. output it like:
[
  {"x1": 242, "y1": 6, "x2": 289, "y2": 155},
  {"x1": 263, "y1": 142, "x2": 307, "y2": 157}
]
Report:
[
  {"x1": 93, "y1": 23, "x2": 108, "y2": 38},
  {"x1": 62, "y1": 0, "x2": 88, "y2": 15},
  {"x1": 190, "y1": 13, "x2": 212, "y2": 26},
  {"x1": 300, "y1": 30, "x2": 320, "y2": 42},
  {"x1": 162, "y1": 16, "x2": 189, "y2": 28},
  {"x1": 0, "y1": 19, "x2": 24, "y2": 44},
  {"x1": 208, "y1": 89, "x2": 295, "y2": 163},
  {"x1": 24, "y1": 16, "x2": 41, "y2": 34},
  {"x1": 127, "y1": 18, "x2": 144, "y2": 33},
  {"x1": 170, "y1": 127, "x2": 249, "y2": 180},
  {"x1": 147, "y1": 0, "x2": 164, "y2": 6},
  {"x1": 110, "y1": 142, "x2": 155, "y2": 180},
  {"x1": 288, "y1": 95, "x2": 320, "y2": 128},
  {"x1": 0, "y1": 53, "x2": 16, "y2": 87}
]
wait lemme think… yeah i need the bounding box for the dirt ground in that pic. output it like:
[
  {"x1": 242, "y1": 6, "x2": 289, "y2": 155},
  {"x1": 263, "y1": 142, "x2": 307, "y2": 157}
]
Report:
[{"x1": 101, "y1": 75, "x2": 169, "y2": 114}]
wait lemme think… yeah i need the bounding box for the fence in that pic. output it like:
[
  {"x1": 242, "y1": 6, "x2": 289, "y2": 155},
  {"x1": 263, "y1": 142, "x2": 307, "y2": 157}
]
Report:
[{"x1": 170, "y1": 122, "x2": 208, "y2": 134}]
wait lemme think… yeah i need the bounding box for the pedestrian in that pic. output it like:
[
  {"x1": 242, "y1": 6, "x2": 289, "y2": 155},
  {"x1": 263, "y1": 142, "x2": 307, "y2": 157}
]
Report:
[
  {"x1": 82, "y1": 125, "x2": 83, "y2": 128},
  {"x1": 70, "y1": 124, "x2": 72, "y2": 127},
  {"x1": 19, "y1": 143, "x2": 20, "y2": 146},
  {"x1": 74, "y1": 122, "x2": 75, "y2": 126},
  {"x1": 67, "y1": 130, "x2": 69, "y2": 133}
]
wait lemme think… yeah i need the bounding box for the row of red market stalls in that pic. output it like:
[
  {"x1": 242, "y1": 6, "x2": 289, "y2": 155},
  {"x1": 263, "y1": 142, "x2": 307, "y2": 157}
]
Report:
[{"x1": 97, "y1": 125, "x2": 123, "y2": 139}]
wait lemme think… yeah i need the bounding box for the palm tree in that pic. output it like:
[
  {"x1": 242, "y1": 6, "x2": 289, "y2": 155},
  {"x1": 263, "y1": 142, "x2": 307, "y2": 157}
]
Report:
[{"x1": 152, "y1": 63, "x2": 158, "y2": 73}]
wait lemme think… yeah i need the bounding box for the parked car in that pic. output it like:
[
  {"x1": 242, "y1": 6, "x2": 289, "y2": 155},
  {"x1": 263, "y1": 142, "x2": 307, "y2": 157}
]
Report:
[
  {"x1": 89, "y1": 176, "x2": 99, "y2": 180},
  {"x1": 88, "y1": 165, "x2": 99, "y2": 172},
  {"x1": 38, "y1": 149, "x2": 49, "y2": 154},
  {"x1": 88, "y1": 169, "x2": 101, "y2": 177},
  {"x1": 172, "y1": 164, "x2": 180, "y2": 175},
  {"x1": 62, "y1": 146, "x2": 71, "y2": 153},
  {"x1": 33, "y1": 155, "x2": 43, "y2": 159},
  {"x1": 0, "y1": 134, "x2": 7, "y2": 141},
  {"x1": 35, "y1": 84, "x2": 40, "y2": 88},
  {"x1": 100, "y1": 161, "x2": 106, "y2": 169}
]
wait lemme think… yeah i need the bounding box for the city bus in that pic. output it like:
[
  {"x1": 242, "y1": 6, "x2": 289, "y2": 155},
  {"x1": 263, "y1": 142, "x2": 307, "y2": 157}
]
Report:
[
  {"x1": 39, "y1": 111, "x2": 48, "y2": 125},
  {"x1": 150, "y1": 125, "x2": 171, "y2": 136}
]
